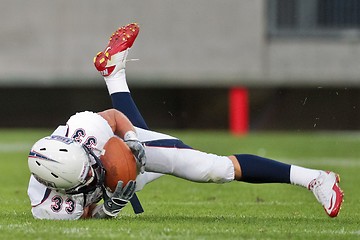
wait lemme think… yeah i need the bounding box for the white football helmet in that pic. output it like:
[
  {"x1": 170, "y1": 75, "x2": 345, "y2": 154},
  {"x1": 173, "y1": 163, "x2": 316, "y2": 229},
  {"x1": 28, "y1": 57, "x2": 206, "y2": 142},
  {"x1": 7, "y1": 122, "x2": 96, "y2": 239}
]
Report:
[{"x1": 28, "y1": 135, "x2": 105, "y2": 194}]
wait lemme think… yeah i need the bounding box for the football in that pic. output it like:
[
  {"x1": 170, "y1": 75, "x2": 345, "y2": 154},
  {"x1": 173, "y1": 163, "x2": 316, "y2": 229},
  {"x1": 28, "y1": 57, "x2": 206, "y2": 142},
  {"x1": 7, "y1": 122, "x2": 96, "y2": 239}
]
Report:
[{"x1": 100, "y1": 136, "x2": 138, "y2": 192}]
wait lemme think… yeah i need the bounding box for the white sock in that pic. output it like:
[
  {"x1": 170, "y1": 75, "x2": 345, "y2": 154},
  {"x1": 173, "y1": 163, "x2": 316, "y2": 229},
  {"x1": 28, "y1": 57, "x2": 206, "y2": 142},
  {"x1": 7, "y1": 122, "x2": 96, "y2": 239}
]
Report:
[
  {"x1": 104, "y1": 68, "x2": 129, "y2": 94},
  {"x1": 290, "y1": 165, "x2": 321, "y2": 188}
]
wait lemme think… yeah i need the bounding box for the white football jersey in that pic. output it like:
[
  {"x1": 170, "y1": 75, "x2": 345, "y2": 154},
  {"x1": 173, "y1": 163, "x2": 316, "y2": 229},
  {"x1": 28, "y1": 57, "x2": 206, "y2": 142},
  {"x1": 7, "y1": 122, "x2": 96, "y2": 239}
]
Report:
[
  {"x1": 28, "y1": 111, "x2": 113, "y2": 220},
  {"x1": 66, "y1": 111, "x2": 114, "y2": 158}
]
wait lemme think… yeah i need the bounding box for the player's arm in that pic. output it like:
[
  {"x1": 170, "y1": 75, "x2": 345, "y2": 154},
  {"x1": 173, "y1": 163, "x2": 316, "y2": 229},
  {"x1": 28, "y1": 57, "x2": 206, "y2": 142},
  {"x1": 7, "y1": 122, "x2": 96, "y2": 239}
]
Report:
[
  {"x1": 98, "y1": 108, "x2": 146, "y2": 173},
  {"x1": 81, "y1": 181, "x2": 137, "y2": 219},
  {"x1": 81, "y1": 204, "x2": 97, "y2": 219},
  {"x1": 98, "y1": 109, "x2": 136, "y2": 139}
]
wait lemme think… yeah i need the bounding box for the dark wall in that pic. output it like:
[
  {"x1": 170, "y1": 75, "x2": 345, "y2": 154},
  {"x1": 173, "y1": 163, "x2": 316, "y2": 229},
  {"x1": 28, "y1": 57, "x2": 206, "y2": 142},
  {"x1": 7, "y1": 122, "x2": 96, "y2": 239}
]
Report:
[
  {"x1": 1, "y1": 86, "x2": 359, "y2": 131},
  {"x1": 0, "y1": 86, "x2": 112, "y2": 128},
  {"x1": 249, "y1": 88, "x2": 360, "y2": 131}
]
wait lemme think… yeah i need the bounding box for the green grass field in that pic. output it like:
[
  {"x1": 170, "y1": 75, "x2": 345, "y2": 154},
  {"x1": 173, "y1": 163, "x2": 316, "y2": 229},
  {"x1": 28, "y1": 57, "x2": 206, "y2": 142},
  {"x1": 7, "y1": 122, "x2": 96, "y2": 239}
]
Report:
[{"x1": 0, "y1": 129, "x2": 359, "y2": 239}]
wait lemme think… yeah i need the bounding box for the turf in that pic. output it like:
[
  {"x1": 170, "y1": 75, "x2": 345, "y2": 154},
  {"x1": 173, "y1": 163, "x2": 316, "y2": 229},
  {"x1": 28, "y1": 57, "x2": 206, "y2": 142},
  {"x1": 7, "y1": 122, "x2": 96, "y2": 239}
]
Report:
[{"x1": 0, "y1": 129, "x2": 359, "y2": 239}]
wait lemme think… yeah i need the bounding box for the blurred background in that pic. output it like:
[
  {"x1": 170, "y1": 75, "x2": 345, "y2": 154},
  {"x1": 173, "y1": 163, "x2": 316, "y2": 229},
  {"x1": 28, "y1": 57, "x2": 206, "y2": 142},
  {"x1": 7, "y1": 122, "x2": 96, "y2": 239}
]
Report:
[{"x1": 1, "y1": 0, "x2": 359, "y2": 131}]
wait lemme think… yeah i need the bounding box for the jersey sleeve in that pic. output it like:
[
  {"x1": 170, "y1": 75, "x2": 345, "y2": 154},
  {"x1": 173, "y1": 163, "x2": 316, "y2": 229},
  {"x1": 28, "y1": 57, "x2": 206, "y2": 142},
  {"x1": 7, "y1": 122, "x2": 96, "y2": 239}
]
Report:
[
  {"x1": 31, "y1": 193, "x2": 85, "y2": 220},
  {"x1": 66, "y1": 111, "x2": 114, "y2": 157},
  {"x1": 28, "y1": 176, "x2": 85, "y2": 220}
]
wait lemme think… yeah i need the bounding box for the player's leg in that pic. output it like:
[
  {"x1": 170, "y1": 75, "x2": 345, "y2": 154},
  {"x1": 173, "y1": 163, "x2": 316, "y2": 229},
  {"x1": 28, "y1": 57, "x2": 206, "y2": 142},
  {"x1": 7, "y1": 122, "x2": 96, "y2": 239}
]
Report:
[
  {"x1": 136, "y1": 130, "x2": 235, "y2": 183},
  {"x1": 229, "y1": 154, "x2": 343, "y2": 217},
  {"x1": 94, "y1": 23, "x2": 148, "y2": 130},
  {"x1": 137, "y1": 134, "x2": 319, "y2": 187},
  {"x1": 138, "y1": 133, "x2": 343, "y2": 218}
]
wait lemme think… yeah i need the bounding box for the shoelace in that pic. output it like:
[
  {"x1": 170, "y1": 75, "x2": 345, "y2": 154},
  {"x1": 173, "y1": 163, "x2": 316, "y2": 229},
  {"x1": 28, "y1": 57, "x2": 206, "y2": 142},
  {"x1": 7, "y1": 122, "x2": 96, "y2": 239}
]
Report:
[
  {"x1": 313, "y1": 183, "x2": 330, "y2": 206},
  {"x1": 313, "y1": 175, "x2": 336, "y2": 210}
]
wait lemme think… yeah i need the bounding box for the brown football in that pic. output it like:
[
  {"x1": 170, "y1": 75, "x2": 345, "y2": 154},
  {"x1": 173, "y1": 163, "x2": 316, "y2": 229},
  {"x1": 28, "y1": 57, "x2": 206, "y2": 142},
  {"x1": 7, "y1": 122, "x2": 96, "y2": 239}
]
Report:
[{"x1": 100, "y1": 136, "x2": 138, "y2": 192}]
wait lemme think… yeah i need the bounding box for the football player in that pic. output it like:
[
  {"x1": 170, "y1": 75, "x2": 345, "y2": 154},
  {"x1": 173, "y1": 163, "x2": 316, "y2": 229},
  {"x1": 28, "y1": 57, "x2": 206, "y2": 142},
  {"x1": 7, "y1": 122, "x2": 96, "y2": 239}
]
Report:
[{"x1": 27, "y1": 23, "x2": 344, "y2": 220}]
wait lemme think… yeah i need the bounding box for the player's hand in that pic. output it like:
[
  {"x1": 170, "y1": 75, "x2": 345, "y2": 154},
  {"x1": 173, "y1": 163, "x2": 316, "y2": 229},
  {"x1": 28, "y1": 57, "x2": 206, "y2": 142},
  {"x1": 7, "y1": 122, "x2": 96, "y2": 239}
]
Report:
[
  {"x1": 125, "y1": 139, "x2": 146, "y2": 173},
  {"x1": 103, "y1": 180, "x2": 136, "y2": 217}
]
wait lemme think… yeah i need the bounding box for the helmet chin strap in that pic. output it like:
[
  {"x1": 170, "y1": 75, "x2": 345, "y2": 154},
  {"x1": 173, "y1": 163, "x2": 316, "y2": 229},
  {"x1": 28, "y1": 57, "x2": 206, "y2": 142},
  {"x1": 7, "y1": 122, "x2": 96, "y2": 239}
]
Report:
[
  {"x1": 65, "y1": 145, "x2": 106, "y2": 195},
  {"x1": 83, "y1": 145, "x2": 106, "y2": 186}
]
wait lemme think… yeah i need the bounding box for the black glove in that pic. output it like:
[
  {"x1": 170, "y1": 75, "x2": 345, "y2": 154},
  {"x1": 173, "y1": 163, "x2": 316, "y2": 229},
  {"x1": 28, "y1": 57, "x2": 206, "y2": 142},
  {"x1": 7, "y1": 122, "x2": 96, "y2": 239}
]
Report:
[{"x1": 103, "y1": 180, "x2": 136, "y2": 217}]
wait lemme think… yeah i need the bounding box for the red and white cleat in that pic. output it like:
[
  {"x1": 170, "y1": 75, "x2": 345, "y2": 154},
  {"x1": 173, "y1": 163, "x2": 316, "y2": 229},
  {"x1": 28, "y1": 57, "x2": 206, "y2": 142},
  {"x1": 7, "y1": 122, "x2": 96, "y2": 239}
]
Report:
[
  {"x1": 308, "y1": 171, "x2": 344, "y2": 217},
  {"x1": 94, "y1": 23, "x2": 140, "y2": 77}
]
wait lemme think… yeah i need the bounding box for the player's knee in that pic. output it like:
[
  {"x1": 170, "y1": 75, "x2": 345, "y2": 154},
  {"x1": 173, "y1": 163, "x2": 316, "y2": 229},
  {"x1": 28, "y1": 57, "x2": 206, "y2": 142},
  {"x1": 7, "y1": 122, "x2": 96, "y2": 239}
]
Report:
[{"x1": 201, "y1": 156, "x2": 235, "y2": 183}]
